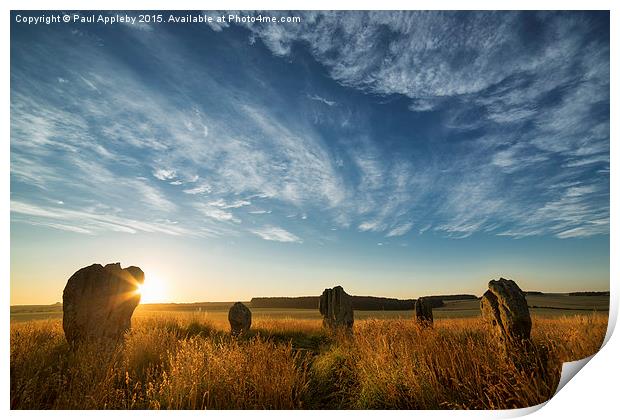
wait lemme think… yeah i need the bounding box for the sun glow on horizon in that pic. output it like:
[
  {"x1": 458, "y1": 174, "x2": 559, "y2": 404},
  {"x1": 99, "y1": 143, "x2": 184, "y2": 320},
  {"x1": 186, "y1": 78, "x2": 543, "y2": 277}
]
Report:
[{"x1": 137, "y1": 273, "x2": 168, "y2": 304}]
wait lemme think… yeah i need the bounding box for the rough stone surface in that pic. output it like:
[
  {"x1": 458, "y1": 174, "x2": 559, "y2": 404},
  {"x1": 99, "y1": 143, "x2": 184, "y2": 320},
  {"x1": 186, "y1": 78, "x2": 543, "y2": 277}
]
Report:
[
  {"x1": 480, "y1": 278, "x2": 532, "y2": 347},
  {"x1": 319, "y1": 286, "x2": 354, "y2": 329},
  {"x1": 62, "y1": 263, "x2": 144, "y2": 343},
  {"x1": 228, "y1": 302, "x2": 252, "y2": 335},
  {"x1": 415, "y1": 297, "x2": 434, "y2": 326}
]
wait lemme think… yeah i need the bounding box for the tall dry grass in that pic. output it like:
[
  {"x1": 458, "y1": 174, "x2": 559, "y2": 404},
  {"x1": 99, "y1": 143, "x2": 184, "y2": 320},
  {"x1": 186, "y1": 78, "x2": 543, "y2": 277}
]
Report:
[{"x1": 10, "y1": 313, "x2": 607, "y2": 409}]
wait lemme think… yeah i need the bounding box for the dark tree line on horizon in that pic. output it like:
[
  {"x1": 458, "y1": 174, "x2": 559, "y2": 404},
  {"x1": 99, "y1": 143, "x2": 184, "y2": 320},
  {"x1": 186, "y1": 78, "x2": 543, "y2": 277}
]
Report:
[{"x1": 249, "y1": 294, "x2": 479, "y2": 311}]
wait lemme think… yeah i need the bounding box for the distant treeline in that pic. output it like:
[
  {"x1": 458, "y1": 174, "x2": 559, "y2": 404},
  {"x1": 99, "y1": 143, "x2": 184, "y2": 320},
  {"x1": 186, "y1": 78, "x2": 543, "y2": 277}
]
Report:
[
  {"x1": 352, "y1": 296, "x2": 416, "y2": 310},
  {"x1": 250, "y1": 296, "x2": 415, "y2": 310},
  {"x1": 526, "y1": 291, "x2": 610, "y2": 297},
  {"x1": 568, "y1": 291, "x2": 610, "y2": 296},
  {"x1": 250, "y1": 297, "x2": 318, "y2": 309},
  {"x1": 428, "y1": 294, "x2": 478, "y2": 301},
  {"x1": 250, "y1": 294, "x2": 478, "y2": 311},
  {"x1": 418, "y1": 295, "x2": 478, "y2": 309}
]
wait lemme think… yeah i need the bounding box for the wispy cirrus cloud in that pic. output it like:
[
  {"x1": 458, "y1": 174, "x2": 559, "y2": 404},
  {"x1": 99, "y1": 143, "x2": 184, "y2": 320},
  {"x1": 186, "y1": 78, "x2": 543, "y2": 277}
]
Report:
[
  {"x1": 208, "y1": 198, "x2": 251, "y2": 209},
  {"x1": 358, "y1": 220, "x2": 382, "y2": 232},
  {"x1": 386, "y1": 223, "x2": 414, "y2": 238},
  {"x1": 183, "y1": 183, "x2": 212, "y2": 195},
  {"x1": 237, "y1": 11, "x2": 609, "y2": 239},
  {"x1": 153, "y1": 168, "x2": 177, "y2": 181},
  {"x1": 250, "y1": 226, "x2": 302, "y2": 243},
  {"x1": 10, "y1": 11, "x2": 608, "y2": 243},
  {"x1": 11, "y1": 200, "x2": 197, "y2": 237},
  {"x1": 307, "y1": 94, "x2": 337, "y2": 107},
  {"x1": 194, "y1": 203, "x2": 239, "y2": 223},
  {"x1": 248, "y1": 209, "x2": 272, "y2": 215}
]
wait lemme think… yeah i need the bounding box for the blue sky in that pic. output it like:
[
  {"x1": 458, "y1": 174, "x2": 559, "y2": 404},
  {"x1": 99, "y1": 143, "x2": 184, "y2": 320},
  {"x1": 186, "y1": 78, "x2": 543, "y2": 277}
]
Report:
[{"x1": 10, "y1": 11, "x2": 609, "y2": 304}]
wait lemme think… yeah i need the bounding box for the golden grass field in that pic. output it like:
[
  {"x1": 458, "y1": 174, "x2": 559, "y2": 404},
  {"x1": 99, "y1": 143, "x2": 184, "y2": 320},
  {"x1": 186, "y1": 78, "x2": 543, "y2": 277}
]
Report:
[{"x1": 10, "y1": 311, "x2": 608, "y2": 409}]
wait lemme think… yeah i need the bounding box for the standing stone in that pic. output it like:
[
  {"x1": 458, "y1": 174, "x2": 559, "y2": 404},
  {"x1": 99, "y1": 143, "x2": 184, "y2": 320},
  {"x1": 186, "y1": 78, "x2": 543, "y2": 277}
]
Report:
[
  {"x1": 228, "y1": 302, "x2": 252, "y2": 335},
  {"x1": 415, "y1": 297, "x2": 434, "y2": 326},
  {"x1": 62, "y1": 263, "x2": 144, "y2": 343},
  {"x1": 319, "y1": 286, "x2": 354, "y2": 329},
  {"x1": 480, "y1": 278, "x2": 532, "y2": 349}
]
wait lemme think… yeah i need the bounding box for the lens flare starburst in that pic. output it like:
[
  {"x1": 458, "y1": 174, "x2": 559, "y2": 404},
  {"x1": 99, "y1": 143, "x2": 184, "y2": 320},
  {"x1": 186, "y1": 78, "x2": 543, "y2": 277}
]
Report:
[{"x1": 136, "y1": 274, "x2": 167, "y2": 304}]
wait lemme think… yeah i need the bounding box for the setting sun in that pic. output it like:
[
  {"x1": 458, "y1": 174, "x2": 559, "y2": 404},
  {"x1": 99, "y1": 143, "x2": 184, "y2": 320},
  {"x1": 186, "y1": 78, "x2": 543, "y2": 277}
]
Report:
[{"x1": 137, "y1": 274, "x2": 168, "y2": 304}]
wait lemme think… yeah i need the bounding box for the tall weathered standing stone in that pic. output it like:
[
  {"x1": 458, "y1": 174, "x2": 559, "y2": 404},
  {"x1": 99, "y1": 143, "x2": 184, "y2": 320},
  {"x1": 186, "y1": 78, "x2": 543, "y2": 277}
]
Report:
[
  {"x1": 319, "y1": 286, "x2": 354, "y2": 329},
  {"x1": 415, "y1": 297, "x2": 434, "y2": 326},
  {"x1": 480, "y1": 278, "x2": 532, "y2": 350},
  {"x1": 62, "y1": 263, "x2": 144, "y2": 343},
  {"x1": 228, "y1": 302, "x2": 252, "y2": 335}
]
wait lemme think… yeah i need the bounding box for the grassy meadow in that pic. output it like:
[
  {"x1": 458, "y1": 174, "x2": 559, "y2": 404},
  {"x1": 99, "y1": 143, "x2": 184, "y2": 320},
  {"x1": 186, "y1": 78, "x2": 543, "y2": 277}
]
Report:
[{"x1": 10, "y1": 295, "x2": 609, "y2": 409}]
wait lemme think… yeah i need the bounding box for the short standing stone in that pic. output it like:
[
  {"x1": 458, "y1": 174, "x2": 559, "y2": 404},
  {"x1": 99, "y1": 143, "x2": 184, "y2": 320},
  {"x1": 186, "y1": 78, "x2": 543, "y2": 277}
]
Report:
[
  {"x1": 480, "y1": 278, "x2": 532, "y2": 349},
  {"x1": 62, "y1": 263, "x2": 144, "y2": 343},
  {"x1": 319, "y1": 286, "x2": 354, "y2": 329},
  {"x1": 415, "y1": 297, "x2": 434, "y2": 326},
  {"x1": 228, "y1": 302, "x2": 252, "y2": 335}
]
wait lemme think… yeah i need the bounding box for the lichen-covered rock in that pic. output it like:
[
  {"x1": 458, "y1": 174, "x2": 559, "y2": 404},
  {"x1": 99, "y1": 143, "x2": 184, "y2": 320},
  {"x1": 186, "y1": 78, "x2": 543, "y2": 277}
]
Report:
[
  {"x1": 62, "y1": 263, "x2": 144, "y2": 343},
  {"x1": 480, "y1": 278, "x2": 532, "y2": 348},
  {"x1": 415, "y1": 297, "x2": 434, "y2": 326},
  {"x1": 228, "y1": 302, "x2": 252, "y2": 335},
  {"x1": 319, "y1": 286, "x2": 354, "y2": 329}
]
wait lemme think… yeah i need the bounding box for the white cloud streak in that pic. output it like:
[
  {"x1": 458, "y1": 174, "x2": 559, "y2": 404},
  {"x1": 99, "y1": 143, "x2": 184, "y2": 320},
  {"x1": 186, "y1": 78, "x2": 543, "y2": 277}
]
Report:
[
  {"x1": 386, "y1": 222, "x2": 414, "y2": 237},
  {"x1": 251, "y1": 226, "x2": 302, "y2": 243},
  {"x1": 10, "y1": 12, "x2": 608, "y2": 241}
]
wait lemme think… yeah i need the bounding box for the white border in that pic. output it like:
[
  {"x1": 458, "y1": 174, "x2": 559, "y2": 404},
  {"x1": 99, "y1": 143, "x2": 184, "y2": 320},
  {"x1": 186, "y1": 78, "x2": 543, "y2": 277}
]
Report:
[{"x1": 3, "y1": 1, "x2": 617, "y2": 419}]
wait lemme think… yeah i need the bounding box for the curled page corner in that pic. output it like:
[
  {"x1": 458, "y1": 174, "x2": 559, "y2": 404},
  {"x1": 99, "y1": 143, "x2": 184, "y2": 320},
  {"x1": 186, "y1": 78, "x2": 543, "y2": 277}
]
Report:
[
  {"x1": 500, "y1": 401, "x2": 548, "y2": 418},
  {"x1": 502, "y1": 355, "x2": 599, "y2": 418},
  {"x1": 554, "y1": 355, "x2": 594, "y2": 396}
]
